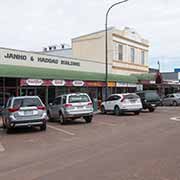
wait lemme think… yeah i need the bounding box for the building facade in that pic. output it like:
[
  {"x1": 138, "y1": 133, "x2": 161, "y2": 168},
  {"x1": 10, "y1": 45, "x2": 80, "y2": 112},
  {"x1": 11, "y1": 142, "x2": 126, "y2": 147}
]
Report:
[
  {"x1": 0, "y1": 27, "x2": 150, "y2": 107},
  {"x1": 72, "y1": 27, "x2": 149, "y2": 75}
]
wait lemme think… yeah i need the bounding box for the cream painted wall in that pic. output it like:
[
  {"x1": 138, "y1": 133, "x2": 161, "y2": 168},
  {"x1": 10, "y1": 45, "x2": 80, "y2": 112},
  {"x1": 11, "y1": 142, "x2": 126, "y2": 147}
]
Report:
[
  {"x1": 72, "y1": 29, "x2": 113, "y2": 65},
  {"x1": 0, "y1": 47, "x2": 111, "y2": 74},
  {"x1": 72, "y1": 27, "x2": 149, "y2": 75}
]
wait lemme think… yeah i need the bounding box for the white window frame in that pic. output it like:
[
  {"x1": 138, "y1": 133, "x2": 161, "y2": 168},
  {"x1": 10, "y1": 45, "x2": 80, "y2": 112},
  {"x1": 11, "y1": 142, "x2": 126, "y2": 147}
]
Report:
[
  {"x1": 118, "y1": 44, "x2": 123, "y2": 61},
  {"x1": 130, "y1": 47, "x2": 135, "y2": 63},
  {"x1": 141, "y1": 51, "x2": 145, "y2": 65}
]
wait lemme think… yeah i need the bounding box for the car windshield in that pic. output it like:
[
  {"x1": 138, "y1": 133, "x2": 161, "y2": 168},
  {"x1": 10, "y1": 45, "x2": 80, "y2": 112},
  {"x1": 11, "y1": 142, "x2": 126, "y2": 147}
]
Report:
[
  {"x1": 145, "y1": 92, "x2": 159, "y2": 99},
  {"x1": 13, "y1": 98, "x2": 42, "y2": 108},
  {"x1": 69, "y1": 95, "x2": 90, "y2": 103}
]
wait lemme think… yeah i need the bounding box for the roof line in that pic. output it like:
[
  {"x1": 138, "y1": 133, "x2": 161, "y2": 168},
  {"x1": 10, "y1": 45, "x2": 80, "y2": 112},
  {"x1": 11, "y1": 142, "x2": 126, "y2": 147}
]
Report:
[
  {"x1": 72, "y1": 27, "x2": 115, "y2": 41},
  {"x1": 0, "y1": 46, "x2": 107, "y2": 65}
]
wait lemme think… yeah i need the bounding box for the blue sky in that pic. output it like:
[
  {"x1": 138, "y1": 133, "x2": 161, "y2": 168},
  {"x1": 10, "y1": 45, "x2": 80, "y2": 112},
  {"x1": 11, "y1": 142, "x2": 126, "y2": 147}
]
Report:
[{"x1": 0, "y1": 0, "x2": 179, "y2": 72}]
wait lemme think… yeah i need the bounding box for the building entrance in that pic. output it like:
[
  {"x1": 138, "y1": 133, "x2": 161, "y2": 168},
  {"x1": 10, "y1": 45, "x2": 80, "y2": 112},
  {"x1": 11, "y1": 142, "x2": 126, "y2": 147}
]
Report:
[{"x1": 20, "y1": 87, "x2": 46, "y2": 104}]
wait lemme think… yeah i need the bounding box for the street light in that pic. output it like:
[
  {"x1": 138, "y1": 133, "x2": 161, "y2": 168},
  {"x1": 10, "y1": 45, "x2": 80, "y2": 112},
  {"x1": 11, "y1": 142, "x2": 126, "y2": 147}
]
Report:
[{"x1": 105, "y1": 0, "x2": 129, "y2": 99}]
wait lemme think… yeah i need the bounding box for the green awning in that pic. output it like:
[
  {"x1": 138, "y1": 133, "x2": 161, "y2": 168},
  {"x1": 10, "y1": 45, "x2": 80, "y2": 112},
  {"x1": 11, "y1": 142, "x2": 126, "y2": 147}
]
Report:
[
  {"x1": 108, "y1": 74, "x2": 137, "y2": 83},
  {"x1": 0, "y1": 64, "x2": 137, "y2": 83},
  {"x1": 134, "y1": 73, "x2": 155, "y2": 81}
]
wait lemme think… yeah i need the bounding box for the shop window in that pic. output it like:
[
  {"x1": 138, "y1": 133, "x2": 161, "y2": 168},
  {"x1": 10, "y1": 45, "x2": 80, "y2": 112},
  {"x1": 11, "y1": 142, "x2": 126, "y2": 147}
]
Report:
[
  {"x1": 56, "y1": 97, "x2": 62, "y2": 105},
  {"x1": 0, "y1": 78, "x2": 3, "y2": 86},
  {"x1": 5, "y1": 78, "x2": 18, "y2": 87},
  {"x1": 56, "y1": 87, "x2": 67, "y2": 96}
]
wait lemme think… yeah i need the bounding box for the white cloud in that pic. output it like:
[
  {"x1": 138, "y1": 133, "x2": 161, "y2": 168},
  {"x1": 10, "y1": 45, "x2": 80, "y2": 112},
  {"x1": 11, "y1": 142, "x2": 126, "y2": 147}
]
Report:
[{"x1": 0, "y1": 0, "x2": 179, "y2": 71}]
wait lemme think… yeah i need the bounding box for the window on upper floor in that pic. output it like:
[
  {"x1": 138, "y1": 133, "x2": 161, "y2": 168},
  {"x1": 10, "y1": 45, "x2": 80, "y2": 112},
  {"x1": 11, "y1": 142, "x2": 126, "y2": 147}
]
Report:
[
  {"x1": 113, "y1": 42, "x2": 123, "y2": 61},
  {"x1": 118, "y1": 44, "x2": 123, "y2": 61},
  {"x1": 141, "y1": 51, "x2": 145, "y2": 65},
  {"x1": 130, "y1": 47, "x2": 135, "y2": 63}
]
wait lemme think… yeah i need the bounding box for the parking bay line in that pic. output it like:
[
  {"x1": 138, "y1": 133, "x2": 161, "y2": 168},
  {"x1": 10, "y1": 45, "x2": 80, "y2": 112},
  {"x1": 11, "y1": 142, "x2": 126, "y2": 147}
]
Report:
[
  {"x1": 47, "y1": 125, "x2": 75, "y2": 136},
  {"x1": 170, "y1": 117, "x2": 180, "y2": 121}
]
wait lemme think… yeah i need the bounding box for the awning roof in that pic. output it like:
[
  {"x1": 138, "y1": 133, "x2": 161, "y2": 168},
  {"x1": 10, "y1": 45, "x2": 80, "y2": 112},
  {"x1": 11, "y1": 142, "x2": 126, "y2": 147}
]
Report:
[
  {"x1": 134, "y1": 73, "x2": 155, "y2": 81},
  {"x1": 0, "y1": 64, "x2": 138, "y2": 83}
]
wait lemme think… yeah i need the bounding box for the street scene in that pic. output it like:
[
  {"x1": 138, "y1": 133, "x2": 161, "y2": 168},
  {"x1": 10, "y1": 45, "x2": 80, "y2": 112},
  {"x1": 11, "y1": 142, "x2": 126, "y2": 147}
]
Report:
[
  {"x1": 0, "y1": 0, "x2": 180, "y2": 179},
  {"x1": 1, "y1": 107, "x2": 180, "y2": 180}
]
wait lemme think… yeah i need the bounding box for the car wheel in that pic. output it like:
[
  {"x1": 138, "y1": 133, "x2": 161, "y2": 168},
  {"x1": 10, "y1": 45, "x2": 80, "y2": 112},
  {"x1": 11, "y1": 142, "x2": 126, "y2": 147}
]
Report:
[
  {"x1": 114, "y1": 106, "x2": 120, "y2": 116},
  {"x1": 84, "y1": 116, "x2": 92, "y2": 123},
  {"x1": 149, "y1": 107, "x2": 155, "y2": 112},
  {"x1": 134, "y1": 111, "x2": 140, "y2": 115},
  {"x1": 40, "y1": 123, "x2": 46, "y2": 131},
  {"x1": 59, "y1": 113, "x2": 66, "y2": 125},
  {"x1": 172, "y1": 101, "x2": 178, "y2": 106},
  {"x1": 101, "y1": 106, "x2": 106, "y2": 114}
]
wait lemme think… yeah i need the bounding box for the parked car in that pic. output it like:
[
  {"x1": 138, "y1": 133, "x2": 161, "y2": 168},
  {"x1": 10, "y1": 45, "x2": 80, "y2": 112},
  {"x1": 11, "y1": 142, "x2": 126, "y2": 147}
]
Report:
[
  {"x1": 100, "y1": 93, "x2": 142, "y2": 115},
  {"x1": 2, "y1": 96, "x2": 47, "y2": 133},
  {"x1": 136, "y1": 90, "x2": 161, "y2": 112},
  {"x1": 162, "y1": 93, "x2": 180, "y2": 106},
  {"x1": 47, "y1": 93, "x2": 94, "y2": 124}
]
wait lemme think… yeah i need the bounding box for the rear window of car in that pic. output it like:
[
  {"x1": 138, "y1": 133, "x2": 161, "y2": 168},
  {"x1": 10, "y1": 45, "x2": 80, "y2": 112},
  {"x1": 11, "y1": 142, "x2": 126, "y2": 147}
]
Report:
[
  {"x1": 174, "y1": 94, "x2": 180, "y2": 98},
  {"x1": 145, "y1": 92, "x2": 160, "y2": 99},
  {"x1": 68, "y1": 95, "x2": 90, "y2": 103},
  {"x1": 124, "y1": 94, "x2": 139, "y2": 100},
  {"x1": 13, "y1": 98, "x2": 42, "y2": 108}
]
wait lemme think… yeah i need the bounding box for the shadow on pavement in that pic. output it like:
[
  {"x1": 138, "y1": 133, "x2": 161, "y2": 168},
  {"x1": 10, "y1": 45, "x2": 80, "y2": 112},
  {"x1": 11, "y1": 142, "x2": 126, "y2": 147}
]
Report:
[
  {"x1": 48, "y1": 119, "x2": 88, "y2": 126},
  {"x1": 3, "y1": 127, "x2": 43, "y2": 135}
]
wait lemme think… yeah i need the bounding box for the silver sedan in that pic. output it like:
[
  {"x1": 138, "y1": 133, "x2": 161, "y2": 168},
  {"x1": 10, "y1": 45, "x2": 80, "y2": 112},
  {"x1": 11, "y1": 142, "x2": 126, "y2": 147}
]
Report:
[{"x1": 162, "y1": 93, "x2": 180, "y2": 106}]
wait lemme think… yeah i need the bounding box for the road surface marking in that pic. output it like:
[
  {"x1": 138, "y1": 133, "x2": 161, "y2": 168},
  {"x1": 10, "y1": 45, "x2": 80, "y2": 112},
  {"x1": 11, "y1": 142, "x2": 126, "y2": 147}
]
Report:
[
  {"x1": 47, "y1": 125, "x2": 75, "y2": 136},
  {"x1": 0, "y1": 142, "x2": 5, "y2": 152},
  {"x1": 170, "y1": 117, "x2": 180, "y2": 121}
]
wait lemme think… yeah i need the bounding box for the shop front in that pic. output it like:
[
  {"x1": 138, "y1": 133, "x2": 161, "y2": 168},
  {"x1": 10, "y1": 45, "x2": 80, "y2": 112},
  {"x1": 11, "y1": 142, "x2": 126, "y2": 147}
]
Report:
[
  {"x1": 20, "y1": 79, "x2": 106, "y2": 107},
  {"x1": 0, "y1": 47, "x2": 146, "y2": 108},
  {"x1": 116, "y1": 82, "x2": 143, "y2": 93}
]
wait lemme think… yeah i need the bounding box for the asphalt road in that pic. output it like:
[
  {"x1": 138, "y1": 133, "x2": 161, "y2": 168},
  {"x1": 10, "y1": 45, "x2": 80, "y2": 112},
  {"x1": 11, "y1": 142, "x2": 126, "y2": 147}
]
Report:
[{"x1": 0, "y1": 107, "x2": 180, "y2": 180}]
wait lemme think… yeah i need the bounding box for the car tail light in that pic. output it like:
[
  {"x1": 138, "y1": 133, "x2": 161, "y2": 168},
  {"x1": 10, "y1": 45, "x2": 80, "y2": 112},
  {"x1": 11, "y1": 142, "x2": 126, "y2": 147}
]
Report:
[
  {"x1": 37, "y1": 106, "x2": 46, "y2": 110},
  {"x1": 64, "y1": 103, "x2": 72, "y2": 108},
  {"x1": 8, "y1": 108, "x2": 19, "y2": 113},
  {"x1": 87, "y1": 102, "x2": 93, "y2": 106}
]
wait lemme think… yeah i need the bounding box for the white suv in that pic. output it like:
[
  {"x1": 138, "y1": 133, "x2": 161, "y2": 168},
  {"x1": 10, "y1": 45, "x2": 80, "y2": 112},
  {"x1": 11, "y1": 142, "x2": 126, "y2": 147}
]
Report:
[
  {"x1": 101, "y1": 93, "x2": 142, "y2": 115},
  {"x1": 48, "y1": 93, "x2": 94, "y2": 124}
]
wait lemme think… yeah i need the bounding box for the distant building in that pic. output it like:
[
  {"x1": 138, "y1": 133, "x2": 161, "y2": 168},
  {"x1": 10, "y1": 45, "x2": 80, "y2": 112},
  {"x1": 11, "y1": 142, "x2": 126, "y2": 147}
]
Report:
[
  {"x1": 44, "y1": 48, "x2": 72, "y2": 58},
  {"x1": 161, "y1": 72, "x2": 179, "y2": 82},
  {"x1": 149, "y1": 68, "x2": 158, "y2": 73},
  {"x1": 160, "y1": 71, "x2": 180, "y2": 95}
]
